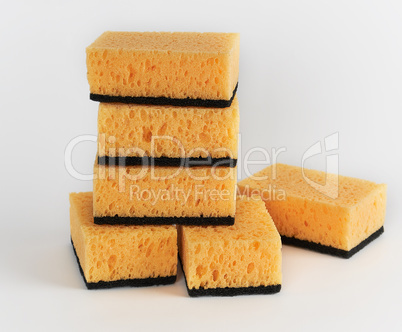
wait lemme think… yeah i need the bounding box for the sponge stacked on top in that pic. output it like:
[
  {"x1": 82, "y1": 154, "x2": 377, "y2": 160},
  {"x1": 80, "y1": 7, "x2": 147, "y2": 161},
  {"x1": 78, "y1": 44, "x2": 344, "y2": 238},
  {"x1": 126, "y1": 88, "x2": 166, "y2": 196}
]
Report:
[
  {"x1": 87, "y1": 31, "x2": 240, "y2": 107},
  {"x1": 97, "y1": 98, "x2": 239, "y2": 167},
  {"x1": 89, "y1": 31, "x2": 240, "y2": 226},
  {"x1": 93, "y1": 164, "x2": 236, "y2": 225}
]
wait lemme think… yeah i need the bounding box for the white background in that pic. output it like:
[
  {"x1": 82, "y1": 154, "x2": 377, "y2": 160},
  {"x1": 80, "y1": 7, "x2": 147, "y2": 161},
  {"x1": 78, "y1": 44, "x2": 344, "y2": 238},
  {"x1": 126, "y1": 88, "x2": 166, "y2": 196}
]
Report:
[{"x1": 1, "y1": 1, "x2": 401, "y2": 331}]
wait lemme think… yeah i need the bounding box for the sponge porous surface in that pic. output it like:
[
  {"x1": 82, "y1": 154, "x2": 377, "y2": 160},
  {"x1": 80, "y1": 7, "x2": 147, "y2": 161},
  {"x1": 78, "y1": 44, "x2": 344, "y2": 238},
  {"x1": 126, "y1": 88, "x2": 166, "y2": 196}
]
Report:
[
  {"x1": 97, "y1": 97, "x2": 239, "y2": 160},
  {"x1": 86, "y1": 31, "x2": 240, "y2": 102},
  {"x1": 178, "y1": 195, "x2": 282, "y2": 294},
  {"x1": 93, "y1": 163, "x2": 237, "y2": 222},
  {"x1": 238, "y1": 163, "x2": 387, "y2": 253},
  {"x1": 70, "y1": 192, "x2": 177, "y2": 284}
]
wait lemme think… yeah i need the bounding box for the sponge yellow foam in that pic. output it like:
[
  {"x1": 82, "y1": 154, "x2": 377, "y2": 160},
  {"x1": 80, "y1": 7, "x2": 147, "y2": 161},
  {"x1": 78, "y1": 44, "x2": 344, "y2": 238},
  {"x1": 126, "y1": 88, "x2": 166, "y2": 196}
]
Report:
[
  {"x1": 238, "y1": 163, "x2": 387, "y2": 252},
  {"x1": 98, "y1": 97, "x2": 239, "y2": 159},
  {"x1": 178, "y1": 195, "x2": 282, "y2": 292},
  {"x1": 70, "y1": 192, "x2": 177, "y2": 284},
  {"x1": 86, "y1": 31, "x2": 239, "y2": 101},
  {"x1": 93, "y1": 163, "x2": 236, "y2": 221}
]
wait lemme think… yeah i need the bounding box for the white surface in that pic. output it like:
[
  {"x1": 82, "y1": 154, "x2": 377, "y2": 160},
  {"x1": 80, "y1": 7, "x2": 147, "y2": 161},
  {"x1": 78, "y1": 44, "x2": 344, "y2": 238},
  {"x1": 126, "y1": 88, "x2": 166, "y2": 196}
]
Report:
[{"x1": 1, "y1": 1, "x2": 402, "y2": 331}]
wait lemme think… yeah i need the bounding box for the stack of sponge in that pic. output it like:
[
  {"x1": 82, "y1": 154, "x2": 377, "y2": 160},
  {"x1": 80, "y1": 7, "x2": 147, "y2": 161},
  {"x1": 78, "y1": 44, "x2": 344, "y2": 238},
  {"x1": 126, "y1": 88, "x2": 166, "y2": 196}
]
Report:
[
  {"x1": 89, "y1": 32, "x2": 240, "y2": 226},
  {"x1": 69, "y1": 31, "x2": 387, "y2": 296},
  {"x1": 70, "y1": 32, "x2": 281, "y2": 295}
]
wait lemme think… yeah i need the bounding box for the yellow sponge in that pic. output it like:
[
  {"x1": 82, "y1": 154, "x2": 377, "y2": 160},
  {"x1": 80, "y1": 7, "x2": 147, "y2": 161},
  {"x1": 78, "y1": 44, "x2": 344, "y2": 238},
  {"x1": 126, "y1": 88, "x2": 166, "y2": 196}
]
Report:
[
  {"x1": 93, "y1": 162, "x2": 237, "y2": 225},
  {"x1": 178, "y1": 195, "x2": 282, "y2": 297},
  {"x1": 86, "y1": 31, "x2": 239, "y2": 107},
  {"x1": 97, "y1": 97, "x2": 239, "y2": 166},
  {"x1": 70, "y1": 192, "x2": 177, "y2": 289},
  {"x1": 238, "y1": 163, "x2": 387, "y2": 258}
]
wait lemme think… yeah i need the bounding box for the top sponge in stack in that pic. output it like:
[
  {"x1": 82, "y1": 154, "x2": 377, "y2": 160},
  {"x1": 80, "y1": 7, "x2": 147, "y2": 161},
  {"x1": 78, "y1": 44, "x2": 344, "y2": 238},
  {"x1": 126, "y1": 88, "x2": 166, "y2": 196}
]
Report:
[{"x1": 86, "y1": 32, "x2": 240, "y2": 107}]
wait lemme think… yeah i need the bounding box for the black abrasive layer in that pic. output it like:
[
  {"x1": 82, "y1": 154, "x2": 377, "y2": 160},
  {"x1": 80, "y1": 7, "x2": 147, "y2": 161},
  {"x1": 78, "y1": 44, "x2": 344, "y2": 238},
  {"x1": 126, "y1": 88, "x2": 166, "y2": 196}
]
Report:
[
  {"x1": 179, "y1": 257, "x2": 281, "y2": 297},
  {"x1": 187, "y1": 283, "x2": 282, "y2": 297},
  {"x1": 90, "y1": 83, "x2": 238, "y2": 108},
  {"x1": 98, "y1": 156, "x2": 237, "y2": 168},
  {"x1": 71, "y1": 239, "x2": 176, "y2": 290},
  {"x1": 94, "y1": 215, "x2": 235, "y2": 226},
  {"x1": 281, "y1": 226, "x2": 384, "y2": 259}
]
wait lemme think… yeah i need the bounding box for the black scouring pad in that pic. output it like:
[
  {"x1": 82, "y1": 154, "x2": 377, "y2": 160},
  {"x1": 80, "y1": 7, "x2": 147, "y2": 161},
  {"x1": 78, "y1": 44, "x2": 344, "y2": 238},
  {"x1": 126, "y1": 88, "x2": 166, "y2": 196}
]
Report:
[
  {"x1": 281, "y1": 226, "x2": 384, "y2": 259},
  {"x1": 97, "y1": 156, "x2": 237, "y2": 168},
  {"x1": 179, "y1": 257, "x2": 281, "y2": 297},
  {"x1": 90, "y1": 83, "x2": 238, "y2": 108},
  {"x1": 186, "y1": 283, "x2": 282, "y2": 297},
  {"x1": 94, "y1": 215, "x2": 235, "y2": 226}
]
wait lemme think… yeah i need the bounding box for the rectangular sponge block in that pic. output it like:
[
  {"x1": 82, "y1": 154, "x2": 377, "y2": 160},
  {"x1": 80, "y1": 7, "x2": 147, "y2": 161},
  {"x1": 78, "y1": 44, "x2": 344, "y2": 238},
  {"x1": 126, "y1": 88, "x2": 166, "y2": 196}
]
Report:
[
  {"x1": 86, "y1": 31, "x2": 240, "y2": 107},
  {"x1": 238, "y1": 163, "x2": 387, "y2": 258},
  {"x1": 70, "y1": 192, "x2": 177, "y2": 289},
  {"x1": 97, "y1": 97, "x2": 239, "y2": 166},
  {"x1": 178, "y1": 195, "x2": 282, "y2": 297},
  {"x1": 93, "y1": 163, "x2": 237, "y2": 225}
]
